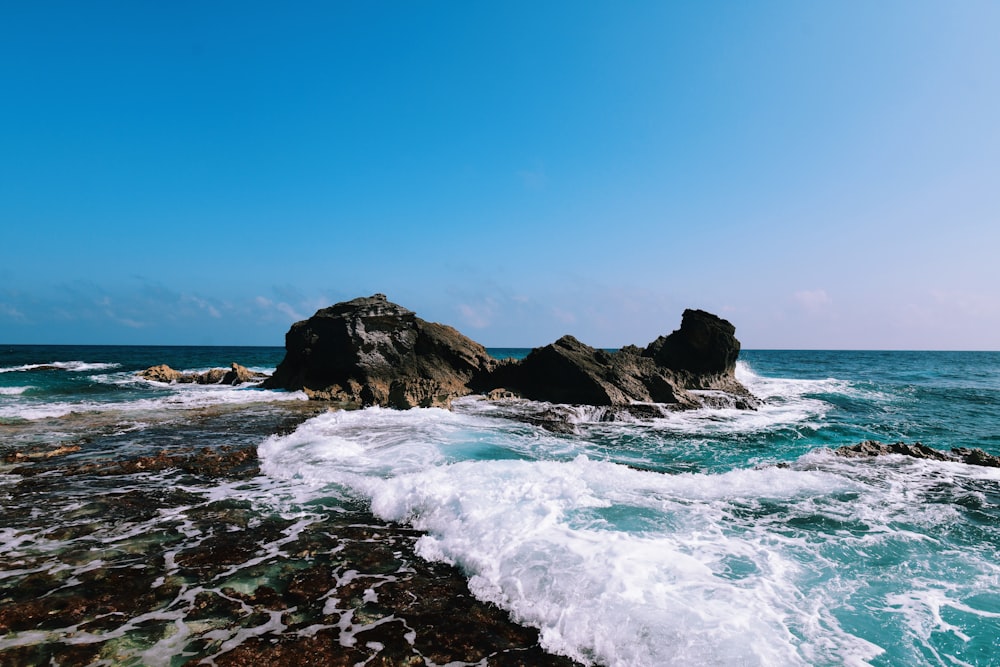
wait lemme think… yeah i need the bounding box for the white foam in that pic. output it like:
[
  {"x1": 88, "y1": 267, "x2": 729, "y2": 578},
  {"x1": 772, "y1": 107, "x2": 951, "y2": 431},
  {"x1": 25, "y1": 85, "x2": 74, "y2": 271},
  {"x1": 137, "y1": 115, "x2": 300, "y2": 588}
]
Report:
[
  {"x1": 369, "y1": 459, "x2": 887, "y2": 666},
  {"x1": 0, "y1": 386, "x2": 31, "y2": 395},
  {"x1": 0, "y1": 361, "x2": 121, "y2": 373},
  {"x1": 259, "y1": 409, "x2": 889, "y2": 665},
  {"x1": 450, "y1": 361, "x2": 851, "y2": 438},
  {"x1": 259, "y1": 401, "x2": 1000, "y2": 666},
  {"x1": 0, "y1": 383, "x2": 307, "y2": 421}
]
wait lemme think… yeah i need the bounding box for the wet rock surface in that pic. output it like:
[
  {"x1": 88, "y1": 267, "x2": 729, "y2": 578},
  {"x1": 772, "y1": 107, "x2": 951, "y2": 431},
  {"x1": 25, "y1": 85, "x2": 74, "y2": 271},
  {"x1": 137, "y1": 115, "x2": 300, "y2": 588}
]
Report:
[
  {"x1": 263, "y1": 294, "x2": 497, "y2": 409},
  {"x1": 489, "y1": 332, "x2": 757, "y2": 409},
  {"x1": 0, "y1": 406, "x2": 579, "y2": 667},
  {"x1": 139, "y1": 362, "x2": 268, "y2": 385},
  {"x1": 834, "y1": 440, "x2": 1000, "y2": 467},
  {"x1": 267, "y1": 294, "x2": 758, "y2": 412}
]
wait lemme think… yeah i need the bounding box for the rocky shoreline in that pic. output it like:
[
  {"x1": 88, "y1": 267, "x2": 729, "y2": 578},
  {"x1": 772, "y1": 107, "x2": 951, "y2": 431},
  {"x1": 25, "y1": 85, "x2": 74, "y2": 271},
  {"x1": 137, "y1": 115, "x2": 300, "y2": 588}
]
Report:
[{"x1": 0, "y1": 404, "x2": 581, "y2": 667}]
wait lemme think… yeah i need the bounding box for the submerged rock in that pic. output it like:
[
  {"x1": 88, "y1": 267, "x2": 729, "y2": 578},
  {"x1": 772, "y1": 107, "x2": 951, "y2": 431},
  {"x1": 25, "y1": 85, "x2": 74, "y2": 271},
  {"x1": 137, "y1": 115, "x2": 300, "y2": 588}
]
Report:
[
  {"x1": 266, "y1": 294, "x2": 759, "y2": 411},
  {"x1": 834, "y1": 440, "x2": 1000, "y2": 467}
]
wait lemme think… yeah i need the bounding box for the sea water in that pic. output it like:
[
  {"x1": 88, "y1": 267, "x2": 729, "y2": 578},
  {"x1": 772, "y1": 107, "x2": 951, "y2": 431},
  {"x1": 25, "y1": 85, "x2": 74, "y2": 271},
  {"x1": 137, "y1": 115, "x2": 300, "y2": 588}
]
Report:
[{"x1": 1, "y1": 346, "x2": 998, "y2": 665}]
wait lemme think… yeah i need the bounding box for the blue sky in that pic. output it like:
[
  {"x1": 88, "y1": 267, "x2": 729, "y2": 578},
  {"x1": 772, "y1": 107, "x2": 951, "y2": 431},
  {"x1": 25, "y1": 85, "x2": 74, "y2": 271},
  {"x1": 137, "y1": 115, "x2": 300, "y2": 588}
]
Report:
[{"x1": 2, "y1": 2, "x2": 998, "y2": 349}]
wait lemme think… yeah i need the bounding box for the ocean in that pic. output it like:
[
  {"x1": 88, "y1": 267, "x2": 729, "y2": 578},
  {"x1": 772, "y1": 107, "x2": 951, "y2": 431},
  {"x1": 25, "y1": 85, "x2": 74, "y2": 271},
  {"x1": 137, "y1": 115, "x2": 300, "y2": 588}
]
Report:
[{"x1": 1, "y1": 345, "x2": 998, "y2": 666}]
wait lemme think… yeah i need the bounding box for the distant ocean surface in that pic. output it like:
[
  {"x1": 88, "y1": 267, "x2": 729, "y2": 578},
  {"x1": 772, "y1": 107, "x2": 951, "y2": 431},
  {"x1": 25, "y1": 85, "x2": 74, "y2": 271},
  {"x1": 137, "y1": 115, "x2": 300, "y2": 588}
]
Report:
[{"x1": 1, "y1": 345, "x2": 998, "y2": 665}]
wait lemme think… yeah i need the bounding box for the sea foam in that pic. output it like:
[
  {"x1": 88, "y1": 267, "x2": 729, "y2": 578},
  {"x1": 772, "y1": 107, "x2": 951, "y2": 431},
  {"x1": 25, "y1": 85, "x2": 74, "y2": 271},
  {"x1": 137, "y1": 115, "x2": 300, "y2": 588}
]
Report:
[
  {"x1": 0, "y1": 383, "x2": 307, "y2": 421},
  {"x1": 0, "y1": 361, "x2": 121, "y2": 373},
  {"x1": 259, "y1": 407, "x2": 902, "y2": 665}
]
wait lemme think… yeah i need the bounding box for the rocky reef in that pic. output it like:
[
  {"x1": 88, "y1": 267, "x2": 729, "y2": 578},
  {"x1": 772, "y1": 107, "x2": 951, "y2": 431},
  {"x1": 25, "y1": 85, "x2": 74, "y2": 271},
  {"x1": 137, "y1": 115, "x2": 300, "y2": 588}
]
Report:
[
  {"x1": 264, "y1": 294, "x2": 758, "y2": 411},
  {"x1": 139, "y1": 362, "x2": 267, "y2": 386},
  {"x1": 834, "y1": 440, "x2": 1000, "y2": 467}
]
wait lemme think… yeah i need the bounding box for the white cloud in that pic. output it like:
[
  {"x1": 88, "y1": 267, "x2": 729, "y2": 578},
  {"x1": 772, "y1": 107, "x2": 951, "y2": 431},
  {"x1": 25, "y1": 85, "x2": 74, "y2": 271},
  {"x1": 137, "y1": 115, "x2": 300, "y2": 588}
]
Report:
[
  {"x1": 254, "y1": 295, "x2": 304, "y2": 321},
  {"x1": 793, "y1": 289, "x2": 832, "y2": 313},
  {"x1": 0, "y1": 303, "x2": 25, "y2": 320},
  {"x1": 276, "y1": 302, "x2": 303, "y2": 321},
  {"x1": 929, "y1": 289, "x2": 999, "y2": 317},
  {"x1": 184, "y1": 295, "x2": 222, "y2": 318},
  {"x1": 458, "y1": 301, "x2": 497, "y2": 329}
]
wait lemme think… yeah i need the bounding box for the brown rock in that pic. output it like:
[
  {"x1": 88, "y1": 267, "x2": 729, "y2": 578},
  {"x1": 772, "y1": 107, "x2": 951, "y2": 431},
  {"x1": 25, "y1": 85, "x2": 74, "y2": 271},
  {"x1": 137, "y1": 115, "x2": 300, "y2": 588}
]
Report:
[
  {"x1": 139, "y1": 364, "x2": 183, "y2": 383},
  {"x1": 222, "y1": 362, "x2": 265, "y2": 385},
  {"x1": 197, "y1": 368, "x2": 228, "y2": 384},
  {"x1": 138, "y1": 363, "x2": 267, "y2": 386}
]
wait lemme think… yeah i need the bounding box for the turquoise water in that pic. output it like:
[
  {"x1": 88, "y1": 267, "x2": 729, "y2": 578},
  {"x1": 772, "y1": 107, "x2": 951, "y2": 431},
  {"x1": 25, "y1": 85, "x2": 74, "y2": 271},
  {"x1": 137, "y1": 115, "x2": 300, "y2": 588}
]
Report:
[{"x1": 1, "y1": 346, "x2": 998, "y2": 665}]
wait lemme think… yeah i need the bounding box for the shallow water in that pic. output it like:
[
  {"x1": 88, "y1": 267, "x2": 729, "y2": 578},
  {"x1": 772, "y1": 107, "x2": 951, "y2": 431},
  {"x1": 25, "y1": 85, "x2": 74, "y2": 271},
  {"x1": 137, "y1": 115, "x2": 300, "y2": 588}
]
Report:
[{"x1": 1, "y1": 347, "x2": 998, "y2": 665}]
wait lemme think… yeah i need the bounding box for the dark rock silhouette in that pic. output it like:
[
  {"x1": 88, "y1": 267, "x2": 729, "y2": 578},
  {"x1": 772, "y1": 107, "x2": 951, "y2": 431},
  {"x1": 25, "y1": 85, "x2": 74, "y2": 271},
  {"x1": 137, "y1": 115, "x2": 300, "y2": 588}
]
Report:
[
  {"x1": 488, "y1": 309, "x2": 757, "y2": 409},
  {"x1": 265, "y1": 294, "x2": 758, "y2": 412},
  {"x1": 262, "y1": 294, "x2": 496, "y2": 408},
  {"x1": 644, "y1": 308, "x2": 741, "y2": 375}
]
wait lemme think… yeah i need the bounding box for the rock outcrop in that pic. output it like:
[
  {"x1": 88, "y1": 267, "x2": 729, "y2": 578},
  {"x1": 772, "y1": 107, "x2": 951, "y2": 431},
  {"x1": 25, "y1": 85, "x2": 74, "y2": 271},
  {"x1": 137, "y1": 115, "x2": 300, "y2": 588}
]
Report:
[
  {"x1": 140, "y1": 364, "x2": 184, "y2": 384},
  {"x1": 644, "y1": 309, "x2": 740, "y2": 375},
  {"x1": 265, "y1": 294, "x2": 758, "y2": 412},
  {"x1": 139, "y1": 363, "x2": 266, "y2": 386},
  {"x1": 262, "y1": 294, "x2": 497, "y2": 408},
  {"x1": 834, "y1": 440, "x2": 1000, "y2": 467},
  {"x1": 484, "y1": 308, "x2": 756, "y2": 409}
]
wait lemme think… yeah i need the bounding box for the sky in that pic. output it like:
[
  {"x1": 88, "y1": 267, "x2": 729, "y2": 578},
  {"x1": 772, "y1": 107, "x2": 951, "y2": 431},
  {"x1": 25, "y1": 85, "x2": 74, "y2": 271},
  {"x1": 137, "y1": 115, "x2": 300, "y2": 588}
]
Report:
[{"x1": 1, "y1": 2, "x2": 998, "y2": 349}]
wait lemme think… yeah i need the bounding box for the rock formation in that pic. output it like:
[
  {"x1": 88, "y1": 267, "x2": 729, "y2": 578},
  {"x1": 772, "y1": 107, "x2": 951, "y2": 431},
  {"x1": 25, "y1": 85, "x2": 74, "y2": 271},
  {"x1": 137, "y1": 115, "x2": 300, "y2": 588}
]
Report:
[
  {"x1": 139, "y1": 363, "x2": 266, "y2": 386},
  {"x1": 265, "y1": 294, "x2": 758, "y2": 412},
  {"x1": 262, "y1": 294, "x2": 497, "y2": 408},
  {"x1": 486, "y1": 309, "x2": 758, "y2": 409},
  {"x1": 834, "y1": 440, "x2": 1000, "y2": 467}
]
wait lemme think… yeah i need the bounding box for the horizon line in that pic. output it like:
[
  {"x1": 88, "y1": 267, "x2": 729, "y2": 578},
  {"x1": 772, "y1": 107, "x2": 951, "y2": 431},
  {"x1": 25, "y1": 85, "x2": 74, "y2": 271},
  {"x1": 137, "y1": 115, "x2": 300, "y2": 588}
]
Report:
[{"x1": 2, "y1": 342, "x2": 998, "y2": 354}]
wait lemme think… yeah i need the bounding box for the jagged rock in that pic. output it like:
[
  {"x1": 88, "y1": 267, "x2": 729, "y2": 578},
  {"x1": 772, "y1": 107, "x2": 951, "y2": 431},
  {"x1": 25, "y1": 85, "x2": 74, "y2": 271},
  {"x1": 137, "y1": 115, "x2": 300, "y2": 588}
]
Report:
[
  {"x1": 645, "y1": 308, "x2": 740, "y2": 375},
  {"x1": 262, "y1": 294, "x2": 497, "y2": 409},
  {"x1": 138, "y1": 363, "x2": 267, "y2": 386},
  {"x1": 265, "y1": 294, "x2": 757, "y2": 412},
  {"x1": 834, "y1": 440, "x2": 1000, "y2": 467},
  {"x1": 952, "y1": 447, "x2": 1000, "y2": 467},
  {"x1": 139, "y1": 364, "x2": 184, "y2": 383},
  {"x1": 222, "y1": 363, "x2": 264, "y2": 385},
  {"x1": 197, "y1": 368, "x2": 228, "y2": 384},
  {"x1": 488, "y1": 336, "x2": 698, "y2": 407},
  {"x1": 482, "y1": 314, "x2": 756, "y2": 409},
  {"x1": 834, "y1": 440, "x2": 952, "y2": 461}
]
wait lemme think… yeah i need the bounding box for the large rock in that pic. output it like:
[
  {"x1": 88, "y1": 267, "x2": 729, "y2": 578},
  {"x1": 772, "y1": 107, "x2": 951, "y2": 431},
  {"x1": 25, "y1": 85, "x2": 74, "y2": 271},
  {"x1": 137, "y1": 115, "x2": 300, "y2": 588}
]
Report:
[
  {"x1": 139, "y1": 364, "x2": 184, "y2": 383},
  {"x1": 644, "y1": 309, "x2": 740, "y2": 375},
  {"x1": 262, "y1": 294, "x2": 496, "y2": 409},
  {"x1": 265, "y1": 294, "x2": 758, "y2": 412},
  {"x1": 485, "y1": 311, "x2": 756, "y2": 409},
  {"x1": 487, "y1": 336, "x2": 697, "y2": 408}
]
